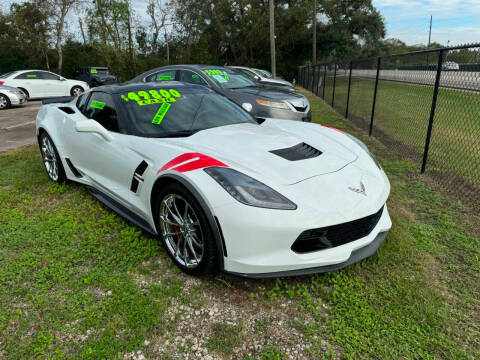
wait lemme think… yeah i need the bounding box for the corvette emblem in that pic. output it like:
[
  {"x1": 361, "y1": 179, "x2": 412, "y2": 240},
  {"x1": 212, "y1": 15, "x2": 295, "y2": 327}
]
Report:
[{"x1": 348, "y1": 182, "x2": 366, "y2": 196}]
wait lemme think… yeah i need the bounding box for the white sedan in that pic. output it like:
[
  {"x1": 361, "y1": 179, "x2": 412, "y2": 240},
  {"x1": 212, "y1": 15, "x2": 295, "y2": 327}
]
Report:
[
  {"x1": 36, "y1": 82, "x2": 391, "y2": 277},
  {"x1": 0, "y1": 70, "x2": 89, "y2": 99}
]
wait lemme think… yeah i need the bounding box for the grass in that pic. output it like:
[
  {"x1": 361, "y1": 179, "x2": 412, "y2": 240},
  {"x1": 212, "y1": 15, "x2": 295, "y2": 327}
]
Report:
[
  {"x1": 324, "y1": 77, "x2": 480, "y2": 189},
  {"x1": 0, "y1": 91, "x2": 479, "y2": 359}
]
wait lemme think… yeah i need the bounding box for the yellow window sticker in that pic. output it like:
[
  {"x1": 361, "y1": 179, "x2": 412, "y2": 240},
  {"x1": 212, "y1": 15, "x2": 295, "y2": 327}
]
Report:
[
  {"x1": 90, "y1": 100, "x2": 105, "y2": 110},
  {"x1": 152, "y1": 103, "x2": 171, "y2": 125},
  {"x1": 121, "y1": 89, "x2": 182, "y2": 106},
  {"x1": 91, "y1": 69, "x2": 97, "y2": 74}
]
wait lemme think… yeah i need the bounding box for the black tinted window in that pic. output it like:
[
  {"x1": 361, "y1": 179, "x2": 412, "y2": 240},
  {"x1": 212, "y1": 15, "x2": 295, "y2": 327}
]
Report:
[
  {"x1": 145, "y1": 70, "x2": 176, "y2": 83},
  {"x1": 178, "y1": 70, "x2": 207, "y2": 86},
  {"x1": 76, "y1": 93, "x2": 90, "y2": 113},
  {"x1": 85, "y1": 92, "x2": 119, "y2": 132},
  {"x1": 15, "y1": 71, "x2": 42, "y2": 80},
  {"x1": 39, "y1": 72, "x2": 60, "y2": 80},
  {"x1": 118, "y1": 86, "x2": 256, "y2": 137}
]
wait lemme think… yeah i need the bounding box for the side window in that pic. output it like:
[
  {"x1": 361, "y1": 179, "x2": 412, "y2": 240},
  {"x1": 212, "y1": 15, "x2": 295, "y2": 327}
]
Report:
[
  {"x1": 15, "y1": 71, "x2": 42, "y2": 80},
  {"x1": 145, "y1": 70, "x2": 176, "y2": 83},
  {"x1": 84, "y1": 92, "x2": 119, "y2": 132},
  {"x1": 39, "y1": 72, "x2": 61, "y2": 80},
  {"x1": 76, "y1": 93, "x2": 90, "y2": 113},
  {"x1": 178, "y1": 70, "x2": 208, "y2": 85}
]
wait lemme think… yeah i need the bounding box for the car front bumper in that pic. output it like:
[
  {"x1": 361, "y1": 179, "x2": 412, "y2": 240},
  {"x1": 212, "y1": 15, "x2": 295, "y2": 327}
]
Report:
[
  {"x1": 256, "y1": 107, "x2": 312, "y2": 122},
  {"x1": 7, "y1": 92, "x2": 27, "y2": 105}
]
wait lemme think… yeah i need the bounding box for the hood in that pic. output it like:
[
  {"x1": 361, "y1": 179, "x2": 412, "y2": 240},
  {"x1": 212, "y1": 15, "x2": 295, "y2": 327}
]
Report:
[
  {"x1": 0, "y1": 85, "x2": 23, "y2": 92},
  {"x1": 227, "y1": 86, "x2": 303, "y2": 101},
  {"x1": 151, "y1": 122, "x2": 357, "y2": 185}
]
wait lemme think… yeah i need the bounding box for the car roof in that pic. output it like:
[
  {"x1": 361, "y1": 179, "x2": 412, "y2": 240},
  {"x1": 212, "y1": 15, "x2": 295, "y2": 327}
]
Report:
[{"x1": 90, "y1": 81, "x2": 212, "y2": 95}]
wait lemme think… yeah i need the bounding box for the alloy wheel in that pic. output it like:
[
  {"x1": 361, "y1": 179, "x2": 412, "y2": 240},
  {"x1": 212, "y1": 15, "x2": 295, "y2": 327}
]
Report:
[
  {"x1": 40, "y1": 136, "x2": 59, "y2": 181},
  {"x1": 0, "y1": 96, "x2": 7, "y2": 109},
  {"x1": 72, "y1": 87, "x2": 83, "y2": 96},
  {"x1": 159, "y1": 194, "x2": 204, "y2": 268}
]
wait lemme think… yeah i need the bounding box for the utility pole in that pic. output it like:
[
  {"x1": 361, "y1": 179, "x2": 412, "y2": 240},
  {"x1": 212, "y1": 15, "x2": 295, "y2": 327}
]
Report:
[
  {"x1": 427, "y1": 15, "x2": 432, "y2": 48},
  {"x1": 269, "y1": 0, "x2": 276, "y2": 77},
  {"x1": 312, "y1": 0, "x2": 317, "y2": 65}
]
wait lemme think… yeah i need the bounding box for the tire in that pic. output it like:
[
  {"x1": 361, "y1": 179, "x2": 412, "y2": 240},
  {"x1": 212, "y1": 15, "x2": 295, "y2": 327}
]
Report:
[
  {"x1": 0, "y1": 94, "x2": 10, "y2": 110},
  {"x1": 39, "y1": 132, "x2": 67, "y2": 184},
  {"x1": 70, "y1": 86, "x2": 84, "y2": 97},
  {"x1": 154, "y1": 183, "x2": 218, "y2": 275},
  {"x1": 18, "y1": 88, "x2": 29, "y2": 99}
]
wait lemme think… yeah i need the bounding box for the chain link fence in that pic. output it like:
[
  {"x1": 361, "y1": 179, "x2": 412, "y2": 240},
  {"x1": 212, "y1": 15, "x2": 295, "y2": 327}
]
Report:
[{"x1": 299, "y1": 43, "x2": 480, "y2": 208}]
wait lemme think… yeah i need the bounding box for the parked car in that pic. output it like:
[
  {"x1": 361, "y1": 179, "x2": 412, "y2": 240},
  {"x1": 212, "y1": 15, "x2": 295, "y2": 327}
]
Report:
[
  {"x1": 441, "y1": 61, "x2": 460, "y2": 70},
  {"x1": 130, "y1": 65, "x2": 311, "y2": 122},
  {"x1": 75, "y1": 67, "x2": 119, "y2": 87},
  {"x1": 0, "y1": 85, "x2": 27, "y2": 110},
  {"x1": 0, "y1": 70, "x2": 89, "y2": 99},
  {"x1": 36, "y1": 82, "x2": 391, "y2": 277},
  {"x1": 229, "y1": 66, "x2": 294, "y2": 89}
]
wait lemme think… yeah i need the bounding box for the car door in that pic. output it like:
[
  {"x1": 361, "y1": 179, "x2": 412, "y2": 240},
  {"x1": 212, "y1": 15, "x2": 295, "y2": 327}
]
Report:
[
  {"x1": 144, "y1": 69, "x2": 177, "y2": 83},
  {"x1": 13, "y1": 71, "x2": 45, "y2": 98},
  {"x1": 39, "y1": 71, "x2": 69, "y2": 96},
  {"x1": 67, "y1": 91, "x2": 140, "y2": 206}
]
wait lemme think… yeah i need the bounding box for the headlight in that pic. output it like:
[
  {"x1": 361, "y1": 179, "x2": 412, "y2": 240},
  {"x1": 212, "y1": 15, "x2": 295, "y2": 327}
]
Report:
[
  {"x1": 346, "y1": 134, "x2": 381, "y2": 170},
  {"x1": 256, "y1": 99, "x2": 290, "y2": 110},
  {"x1": 204, "y1": 167, "x2": 297, "y2": 210}
]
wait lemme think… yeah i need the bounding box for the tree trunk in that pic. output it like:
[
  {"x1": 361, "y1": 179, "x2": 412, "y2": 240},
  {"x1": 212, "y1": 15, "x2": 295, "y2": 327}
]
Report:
[{"x1": 164, "y1": 28, "x2": 169, "y2": 64}]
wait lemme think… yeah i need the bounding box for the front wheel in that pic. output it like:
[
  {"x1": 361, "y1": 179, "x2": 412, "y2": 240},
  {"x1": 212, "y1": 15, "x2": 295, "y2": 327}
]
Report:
[
  {"x1": 70, "y1": 86, "x2": 84, "y2": 97},
  {"x1": 39, "y1": 132, "x2": 67, "y2": 183},
  {"x1": 0, "y1": 94, "x2": 10, "y2": 110},
  {"x1": 155, "y1": 183, "x2": 218, "y2": 275}
]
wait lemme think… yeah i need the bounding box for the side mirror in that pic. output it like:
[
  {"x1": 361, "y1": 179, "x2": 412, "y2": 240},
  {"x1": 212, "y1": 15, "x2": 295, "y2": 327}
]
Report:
[
  {"x1": 59, "y1": 77, "x2": 66, "y2": 81},
  {"x1": 254, "y1": 75, "x2": 260, "y2": 80},
  {"x1": 75, "y1": 119, "x2": 113, "y2": 142}
]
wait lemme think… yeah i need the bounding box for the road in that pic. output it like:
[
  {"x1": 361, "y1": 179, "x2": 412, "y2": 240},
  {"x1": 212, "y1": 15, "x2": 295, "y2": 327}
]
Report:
[{"x1": 0, "y1": 101, "x2": 41, "y2": 152}]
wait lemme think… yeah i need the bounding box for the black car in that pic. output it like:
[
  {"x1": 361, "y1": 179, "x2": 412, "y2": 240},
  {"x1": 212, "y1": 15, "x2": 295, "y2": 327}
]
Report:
[
  {"x1": 129, "y1": 65, "x2": 311, "y2": 122},
  {"x1": 76, "y1": 67, "x2": 119, "y2": 88}
]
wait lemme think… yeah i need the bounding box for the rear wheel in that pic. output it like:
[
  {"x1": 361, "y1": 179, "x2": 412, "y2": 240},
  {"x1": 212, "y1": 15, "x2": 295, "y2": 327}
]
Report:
[
  {"x1": 70, "y1": 86, "x2": 84, "y2": 97},
  {"x1": 155, "y1": 183, "x2": 218, "y2": 275},
  {"x1": 0, "y1": 94, "x2": 10, "y2": 110},
  {"x1": 39, "y1": 132, "x2": 67, "y2": 183}
]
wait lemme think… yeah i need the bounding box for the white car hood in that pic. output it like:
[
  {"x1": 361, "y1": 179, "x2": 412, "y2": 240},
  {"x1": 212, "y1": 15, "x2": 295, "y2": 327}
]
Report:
[{"x1": 150, "y1": 122, "x2": 358, "y2": 185}]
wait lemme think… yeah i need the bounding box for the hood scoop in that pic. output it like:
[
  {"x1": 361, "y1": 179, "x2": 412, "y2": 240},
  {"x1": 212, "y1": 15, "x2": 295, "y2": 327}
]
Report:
[{"x1": 270, "y1": 142, "x2": 322, "y2": 161}]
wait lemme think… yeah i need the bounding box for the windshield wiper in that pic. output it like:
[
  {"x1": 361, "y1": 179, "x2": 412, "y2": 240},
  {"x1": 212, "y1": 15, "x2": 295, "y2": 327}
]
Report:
[
  {"x1": 228, "y1": 85, "x2": 257, "y2": 90},
  {"x1": 151, "y1": 130, "x2": 197, "y2": 138}
]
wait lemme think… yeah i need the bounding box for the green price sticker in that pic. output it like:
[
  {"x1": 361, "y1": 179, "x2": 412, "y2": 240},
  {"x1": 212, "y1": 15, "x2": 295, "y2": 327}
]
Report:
[
  {"x1": 152, "y1": 103, "x2": 171, "y2": 125},
  {"x1": 27, "y1": 74, "x2": 37, "y2": 78},
  {"x1": 121, "y1": 89, "x2": 181, "y2": 106},
  {"x1": 91, "y1": 69, "x2": 97, "y2": 74},
  {"x1": 192, "y1": 74, "x2": 199, "y2": 79},
  {"x1": 90, "y1": 100, "x2": 105, "y2": 110},
  {"x1": 157, "y1": 75, "x2": 172, "y2": 81},
  {"x1": 203, "y1": 69, "x2": 229, "y2": 81}
]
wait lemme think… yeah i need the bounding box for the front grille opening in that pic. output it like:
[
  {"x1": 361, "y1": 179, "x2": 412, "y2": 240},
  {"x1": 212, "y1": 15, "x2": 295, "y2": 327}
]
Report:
[
  {"x1": 293, "y1": 105, "x2": 307, "y2": 112},
  {"x1": 291, "y1": 206, "x2": 384, "y2": 253},
  {"x1": 270, "y1": 142, "x2": 322, "y2": 161}
]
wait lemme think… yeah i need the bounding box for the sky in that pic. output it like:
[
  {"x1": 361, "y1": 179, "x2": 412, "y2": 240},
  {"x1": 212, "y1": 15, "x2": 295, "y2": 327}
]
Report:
[
  {"x1": 372, "y1": 0, "x2": 480, "y2": 46},
  {"x1": 2, "y1": 0, "x2": 479, "y2": 47}
]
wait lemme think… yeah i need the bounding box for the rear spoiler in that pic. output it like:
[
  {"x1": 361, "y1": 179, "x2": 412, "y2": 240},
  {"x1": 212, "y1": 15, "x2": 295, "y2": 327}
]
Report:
[{"x1": 42, "y1": 96, "x2": 74, "y2": 105}]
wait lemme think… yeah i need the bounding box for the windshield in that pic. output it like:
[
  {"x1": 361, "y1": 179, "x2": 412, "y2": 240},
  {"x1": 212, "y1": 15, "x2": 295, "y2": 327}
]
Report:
[
  {"x1": 119, "y1": 86, "x2": 257, "y2": 137},
  {"x1": 253, "y1": 69, "x2": 272, "y2": 78},
  {"x1": 201, "y1": 68, "x2": 256, "y2": 89}
]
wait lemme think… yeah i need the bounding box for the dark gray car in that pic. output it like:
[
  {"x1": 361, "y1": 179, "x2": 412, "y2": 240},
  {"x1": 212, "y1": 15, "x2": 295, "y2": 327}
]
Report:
[
  {"x1": 76, "y1": 67, "x2": 119, "y2": 88},
  {"x1": 130, "y1": 65, "x2": 311, "y2": 122}
]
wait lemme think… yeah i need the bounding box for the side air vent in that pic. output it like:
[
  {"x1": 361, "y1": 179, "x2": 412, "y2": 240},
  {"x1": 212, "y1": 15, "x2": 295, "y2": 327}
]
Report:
[
  {"x1": 65, "y1": 158, "x2": 82, "y2": 178},
  {"x1": 270, "y1": 143, "x2": 322, "y2": 161},
  {"x1": 59, "y1": 107, "x2": 75, "y2": 114},
  {"x1": 130, "y1": 160, "x2": 149, "y2": 193}
]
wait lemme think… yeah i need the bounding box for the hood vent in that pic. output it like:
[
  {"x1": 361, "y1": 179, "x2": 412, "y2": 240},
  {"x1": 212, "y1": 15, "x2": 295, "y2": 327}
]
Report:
[{"x1": 270, "y1": 143, "x2": 322, "y2": 161}]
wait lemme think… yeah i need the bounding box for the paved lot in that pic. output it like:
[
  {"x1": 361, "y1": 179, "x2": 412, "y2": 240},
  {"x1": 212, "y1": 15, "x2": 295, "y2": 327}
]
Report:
[{"x1": 0, "y1": 101, "x2": 41, "y2": 152}]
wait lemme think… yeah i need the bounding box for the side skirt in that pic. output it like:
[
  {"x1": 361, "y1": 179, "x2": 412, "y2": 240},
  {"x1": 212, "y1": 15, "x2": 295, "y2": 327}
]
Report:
[{"x1": 87, "y1": 186, "x2": 157, "y2": 236}]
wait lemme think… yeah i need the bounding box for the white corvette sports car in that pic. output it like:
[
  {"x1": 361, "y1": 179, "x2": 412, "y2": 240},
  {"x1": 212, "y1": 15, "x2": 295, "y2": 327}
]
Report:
[{"x1": 36, "y1": 82, "x2": 392, "y2": 277}]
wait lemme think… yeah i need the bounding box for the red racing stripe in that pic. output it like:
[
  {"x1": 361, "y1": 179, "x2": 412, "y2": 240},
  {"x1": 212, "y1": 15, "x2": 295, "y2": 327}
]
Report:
[
  {"x1": 320, "y1": 124, "x2": 344, "y2": 134},
  {"x1": 158, "y1": 152, "x2": 228, "y2": 174}
]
